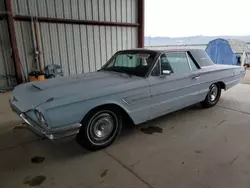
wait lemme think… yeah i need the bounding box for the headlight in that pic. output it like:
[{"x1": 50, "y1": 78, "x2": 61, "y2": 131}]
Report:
[{"x1": 35, "y1": 110, "x2": 47, "y2": 126}]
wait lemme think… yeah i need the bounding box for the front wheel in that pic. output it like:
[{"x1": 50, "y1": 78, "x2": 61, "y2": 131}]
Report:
[
  {"x1": 76, "y1": 107, "x2": 122, "y2": 150},
  {"x1": 201, "y1": 83, "x2": 221, "y2": 108}
]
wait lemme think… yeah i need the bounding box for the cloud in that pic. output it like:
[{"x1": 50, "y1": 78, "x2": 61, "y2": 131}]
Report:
[{"x1": 145, "y1": 0, "x2": 250, "y2": 37}]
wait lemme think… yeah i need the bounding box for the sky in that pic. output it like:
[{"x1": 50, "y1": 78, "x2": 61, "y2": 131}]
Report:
[{"x1": 145, "y1": 0, "x2": 250, "y2": 37}]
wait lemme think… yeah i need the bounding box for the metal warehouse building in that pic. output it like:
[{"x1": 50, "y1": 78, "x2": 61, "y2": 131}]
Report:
[{"x1": 0, "y1": 0, "x2": 144, "y2": 89}]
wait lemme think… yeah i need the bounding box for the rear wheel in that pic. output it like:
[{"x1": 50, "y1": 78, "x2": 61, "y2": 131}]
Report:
[
  {"x1": 76, "y1": 107, "x2": 122, "y2": 150},
  {"x1": 201, "y1": 83, "x2": 221, "y2": 108}
]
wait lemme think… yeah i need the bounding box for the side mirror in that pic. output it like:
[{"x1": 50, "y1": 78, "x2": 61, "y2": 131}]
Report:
[{"x1": 162, "y1": 70, "x2": 171, "y2": 76}]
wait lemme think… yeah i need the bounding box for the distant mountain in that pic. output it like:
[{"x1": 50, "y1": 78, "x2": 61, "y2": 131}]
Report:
[{"x1": 145, "y1": 36, "x2": 250, "y2": 46}]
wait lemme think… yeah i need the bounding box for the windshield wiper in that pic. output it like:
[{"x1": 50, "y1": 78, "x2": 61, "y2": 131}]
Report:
[
  {"x1": 113, "y1": 68, "x2": 132, "y2": 77},
  {"x1": 103, "y1": 67, "x2": 132, "y2": 77}
]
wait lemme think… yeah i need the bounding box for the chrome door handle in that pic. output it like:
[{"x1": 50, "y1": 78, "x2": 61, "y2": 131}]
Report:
[{"x1": 192, "y1": 76, "x2": 200, "y2": 80}]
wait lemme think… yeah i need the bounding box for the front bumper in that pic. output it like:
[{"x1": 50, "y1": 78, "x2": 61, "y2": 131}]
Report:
[
  {"x1": 11, "y1": 104, "x2": 81, "y2": 140},
  {"x1": 20, "y1": 113, "x2": 81, "y2": 140}
]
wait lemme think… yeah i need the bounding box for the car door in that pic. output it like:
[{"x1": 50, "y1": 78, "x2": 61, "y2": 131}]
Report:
[
  {"x1": 147, "y1": 51, "x2": 201, "y2": 119},
  {"x1": 186, "y1": 51, "x2": 208, "y2": 102}
]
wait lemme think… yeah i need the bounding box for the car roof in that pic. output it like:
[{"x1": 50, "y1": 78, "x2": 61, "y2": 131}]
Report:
[{"x1": 118, "y1": 48, "x2": 200, "y2": 54}]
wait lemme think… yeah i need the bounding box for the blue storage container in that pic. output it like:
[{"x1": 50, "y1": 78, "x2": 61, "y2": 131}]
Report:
[{"x1": 205, "y1": 38, "x2": 250, "y2": 65}]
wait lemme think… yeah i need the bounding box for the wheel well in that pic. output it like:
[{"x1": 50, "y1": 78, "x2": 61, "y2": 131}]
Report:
[
  {"x1": 82, "y1": 104, "x2": 134, "y2": 125},
  {"x1": 217, "y1": 81, "x2": 226, "y2": 90}
]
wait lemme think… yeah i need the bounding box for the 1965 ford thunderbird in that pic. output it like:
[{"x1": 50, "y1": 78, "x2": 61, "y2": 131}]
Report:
[{"x1": 10, "y1": 49, "x2": 245, "y2": 150}]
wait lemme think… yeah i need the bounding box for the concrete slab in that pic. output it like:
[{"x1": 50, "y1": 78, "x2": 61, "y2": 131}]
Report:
[
  {"x1": 0, "y1": 139, "x2": 149, "y2": 188},
  {"x1": 107, "y1": 105, "x2": 250, "y2": 188},
  {"x1": 0, "y1": 92, "x2": 21, "y2": 125},
  {"x1": 0, "y1": 83, "x2": 250, "y2": 188},
  {"x1": 0, "y1": 92, "x2": 35, "y2": 150},
  {"x1": 241, "y1": 69, "x2": 250, "y2": 84},
  {"x1": 219, "y1": 83, "x2": 250, "y2": 114}
]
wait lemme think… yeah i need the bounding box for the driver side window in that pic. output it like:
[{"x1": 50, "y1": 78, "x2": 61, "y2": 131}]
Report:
[
  {"x1": 160, "y1": 53, "x2": 174, "y2": 73},
  {"x1": 162, "y1": 52, "x2": 191, "y2": 73},
  {"x1": 151, "y1": 52, "x2": 192, "y2": 76}
]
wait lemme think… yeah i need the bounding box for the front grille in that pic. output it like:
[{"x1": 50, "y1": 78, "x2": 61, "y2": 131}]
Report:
[{"x1": 25, "y1": 115, "x2": 46, "y2": 132}]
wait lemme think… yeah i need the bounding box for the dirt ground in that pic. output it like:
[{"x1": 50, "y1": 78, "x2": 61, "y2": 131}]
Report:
[{"x1": 0, "y1": 78, "x2": 250, "y2": 188}]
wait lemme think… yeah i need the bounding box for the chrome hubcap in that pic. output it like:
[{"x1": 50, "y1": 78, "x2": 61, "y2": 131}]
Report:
[
  {"x1": 209, "y1": 84, "x2": 218, "y2": 102},
  {"x1": 90, "y1": 113, "x2": 114, "y2": 140}
]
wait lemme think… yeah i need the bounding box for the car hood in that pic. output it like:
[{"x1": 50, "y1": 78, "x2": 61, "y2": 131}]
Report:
[
  {"x1": 31, "y1": 71, "x2": 133, "y2": 91},
  {"x1": 11, "y1": 71, "x2": 144, "y2": 112}
]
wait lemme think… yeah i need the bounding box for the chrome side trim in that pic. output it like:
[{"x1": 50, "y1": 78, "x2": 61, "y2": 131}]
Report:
[
  {"x1": 149, "y1": 74, "x2": 239, "y2": 98},
  {"x1": 121, "y1": 98, "x2": 130, "y2": 105}
]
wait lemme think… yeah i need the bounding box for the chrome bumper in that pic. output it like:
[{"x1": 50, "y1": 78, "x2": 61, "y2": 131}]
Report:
[
  {"x1": 11, "y1": 104, "x2": 81, "y2": 140},
  {"x1": 19, "y1": 113, "x2": 81, "y2": 140}
]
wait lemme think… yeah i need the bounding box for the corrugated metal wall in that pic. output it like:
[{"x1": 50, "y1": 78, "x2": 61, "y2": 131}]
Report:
[
  {"x1": 12, "y1": 0, "x2": 138, "y2": 79},
  {"x1": 0, "y1": 0, "x2": 5, "y2": 11},
  {"x1": 0, "y1": 2, "x2": 16, "y2": 88}
]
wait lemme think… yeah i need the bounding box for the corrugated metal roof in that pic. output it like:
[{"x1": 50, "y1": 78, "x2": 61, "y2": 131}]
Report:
[{"x1": 227, "y1": 39, "x2": 250, "y2": 53}]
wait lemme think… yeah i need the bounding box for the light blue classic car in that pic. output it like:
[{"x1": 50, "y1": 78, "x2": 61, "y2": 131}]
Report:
[{"x1": 10, "y1": 49, "x2": 245, "y2": 150}]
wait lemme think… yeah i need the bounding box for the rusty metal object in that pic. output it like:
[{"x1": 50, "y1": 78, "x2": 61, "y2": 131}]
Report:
[
  {"x1": 4, "y1": 0, "x2": 23, "y2": 84},
  {"x1": 14, "y1": 15, "x2": 139, "y2": 27},
  {"x1": 138, "y1": 0, "x2": 145, "y2": 47},
  {"x1": 34, "y1": 20, "x2": 43, "y2": 71}
]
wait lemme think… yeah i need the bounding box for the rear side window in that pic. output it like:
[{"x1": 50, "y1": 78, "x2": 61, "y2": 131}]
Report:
[{"x1": 189, "y1": 49, "x2": 214, "y2": 67}]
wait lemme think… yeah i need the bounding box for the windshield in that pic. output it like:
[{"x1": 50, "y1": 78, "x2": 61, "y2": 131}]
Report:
[{"x1": 101, "y1": 51, "x2": 157, "y2": 77}]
